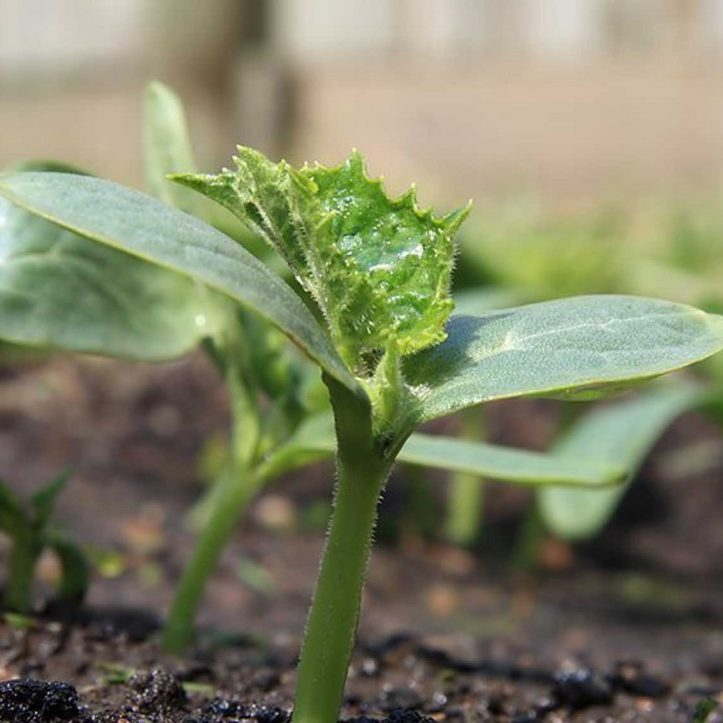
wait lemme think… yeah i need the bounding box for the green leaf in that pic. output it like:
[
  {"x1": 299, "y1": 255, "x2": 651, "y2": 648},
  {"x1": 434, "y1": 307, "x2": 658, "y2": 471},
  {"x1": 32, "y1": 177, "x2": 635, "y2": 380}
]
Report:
[
  {"x1": 399, "y1": 434, "x2": 623, "y2": 487},
  {"x1": 0, "y1": 480, "x2": 25, "y2": 536},
  {"x1": 261, "y1": 412, "x2": 623, "y2": 488},
  {"x1": 30, "y1": 471, "x2": 69, "y2": 530},
  {"x1": 405, "y1": 296, "x2": 723, "y2": 423},
  {"x1": 174, "y1": 148, "x2": 469, "y2": 371},
  {"x1": 0, "y1": 191, "x2": 223, "y2": 360},
  {"x1": 46, "y1": 531, "x2": 90, "y2": 603},
  {"x1": 538, "y1": 384, "x2": 704, "y2": 540},
  {"x1": 257, "y1": 413, "x2": 334, "y2": 481},
  {"x1": 143, "y1": 81, "x2": 203, "y2": 214},
  {"x1": 0, "y1": 172, "x2": 359, "y2": 393}
]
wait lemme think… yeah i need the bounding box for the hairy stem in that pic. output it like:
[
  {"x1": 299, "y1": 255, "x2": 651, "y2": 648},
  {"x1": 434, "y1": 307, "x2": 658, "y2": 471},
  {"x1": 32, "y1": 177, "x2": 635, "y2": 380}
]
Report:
[{"x1": 293, "y1": 447, "x2": 391, "y2": 723}]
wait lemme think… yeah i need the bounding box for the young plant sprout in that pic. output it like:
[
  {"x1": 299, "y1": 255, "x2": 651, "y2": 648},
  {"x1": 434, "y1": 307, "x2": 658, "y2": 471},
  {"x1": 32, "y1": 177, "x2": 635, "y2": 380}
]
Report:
[
  {"x1": 0, "y1": 472, "x2": 88, "y2": 614},
  {"x1": 0, "y1": 84, "x2": 627, "y2": 654},
  {"x1": 3, "y1": 138, "x2": 723, "y2": 721}
]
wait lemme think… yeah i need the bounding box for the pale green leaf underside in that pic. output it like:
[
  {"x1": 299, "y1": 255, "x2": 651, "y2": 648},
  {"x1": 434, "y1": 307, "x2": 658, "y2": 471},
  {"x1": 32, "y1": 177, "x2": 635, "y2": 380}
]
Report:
[
  {"x1": 399, "y1": 434, "x2": 622, "y2": 486},
  {"x1": 263, "y1": 413, "x2": 623, "y2": 488},
  {"x1": 0, "y1": 191, "x2": 223, "y2": 360},
  {"x1": 538, "y1": 383, "x2": 704, "y2": 540},
  {"x1": 406, "y1": 296, "x2": 723, "y2": 423},
  {"x1": 0, "y1": 172, "x2": 359, "y2": 393}
]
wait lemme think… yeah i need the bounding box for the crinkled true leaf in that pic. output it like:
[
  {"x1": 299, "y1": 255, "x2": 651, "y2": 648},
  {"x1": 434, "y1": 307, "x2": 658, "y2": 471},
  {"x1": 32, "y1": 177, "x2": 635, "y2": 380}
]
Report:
[
  {"x1": 0, "y1": 186, "x2": 224, "y2": 360},
  {"x1": 405, "y1": 296, "x2": 723, "y2": 423},
  {"x1": 538, "y1": 383, "x2": 704, "y2": 540},
  {"x1": 173, "y1": 147, "x2": 469, "y2": 370},
  {"x1": 0, "y1": 172, "x2": 359, "y2": 392},
  {"x1": 261, "y1": 412, "x2": 623, "y2": 487}
]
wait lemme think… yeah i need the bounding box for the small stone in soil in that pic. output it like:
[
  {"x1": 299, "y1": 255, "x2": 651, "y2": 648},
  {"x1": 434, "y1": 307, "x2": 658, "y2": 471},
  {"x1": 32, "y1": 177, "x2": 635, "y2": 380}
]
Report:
[
  {"x1": 0, "y1": 678, "x2": 82, "y2": 721},
  {"x1": 551, "y1": 668, "x2": 613, "y2": 710},
  {"x1": 360, "y1": 657, "x2": 380, "y2": 677}
]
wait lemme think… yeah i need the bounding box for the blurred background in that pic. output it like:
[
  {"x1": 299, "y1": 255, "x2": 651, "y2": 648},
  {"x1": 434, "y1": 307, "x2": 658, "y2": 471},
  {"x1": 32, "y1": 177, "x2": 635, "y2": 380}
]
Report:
[{"x1": 3, "y1": 0, "x2": 723, "y2": 208}]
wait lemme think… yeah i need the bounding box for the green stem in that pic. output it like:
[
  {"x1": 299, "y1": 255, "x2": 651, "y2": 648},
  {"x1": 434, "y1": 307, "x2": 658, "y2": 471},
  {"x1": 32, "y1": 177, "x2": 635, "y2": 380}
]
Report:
[
  {"x1": 444, "y1": 409, "x2": 485, "y2": 546},
  {"x1": 162, "y1": 460, "x2": 264, "y2": 652},
  {"x1": 444, "y1": 472, "x2": 484, "y2": 545},
  {"x1": 293, "y1": 450, "x2": 391, "y2": 723},
  {"x1": 513, "y1": 501, "x2": 544, "y2": 572},
  {"x1": 5, "y1": 532, "x2": 40, "y2": 613},
  {"x1": 163, "y1": 330, "x2": 262, "y2": 653}
]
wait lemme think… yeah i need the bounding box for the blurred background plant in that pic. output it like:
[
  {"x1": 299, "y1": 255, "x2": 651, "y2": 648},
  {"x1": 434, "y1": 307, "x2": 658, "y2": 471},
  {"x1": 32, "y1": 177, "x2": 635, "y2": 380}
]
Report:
[{"x1": 0, "y1": 472, "x2": 88, "y2": 615}]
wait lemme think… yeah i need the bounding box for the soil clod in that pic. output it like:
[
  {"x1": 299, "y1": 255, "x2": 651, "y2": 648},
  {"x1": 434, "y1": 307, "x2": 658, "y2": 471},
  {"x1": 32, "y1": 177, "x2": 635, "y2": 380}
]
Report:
[
  {"x1": 0, "y1": 678, "x2": 82, "y2": 722},
  {"x1": 127, "y1": 668, "x2": 187, "y2": 715}
]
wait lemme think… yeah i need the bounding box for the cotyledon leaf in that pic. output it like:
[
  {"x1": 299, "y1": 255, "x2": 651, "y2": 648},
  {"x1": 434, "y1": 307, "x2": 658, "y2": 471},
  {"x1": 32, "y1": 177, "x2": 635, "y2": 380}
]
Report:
[
  {"x1": 0, "y1": 193, "x2": 224, "y2": 360},
  {"x1": 405, "y1": 295, "x2": 723, "y2": 423},
  {"x1": 143, "y1": 81, "x2": 204, "y2": 215},
  {"x1": 538, "y1": 383, "x2": 705, "y2": 540},
  {"x1": 0, "y1": 172, "x2": 360, "y2": 393},
  {"x1": 260, "y1": 412, "x2": 624, "y2": 487}
]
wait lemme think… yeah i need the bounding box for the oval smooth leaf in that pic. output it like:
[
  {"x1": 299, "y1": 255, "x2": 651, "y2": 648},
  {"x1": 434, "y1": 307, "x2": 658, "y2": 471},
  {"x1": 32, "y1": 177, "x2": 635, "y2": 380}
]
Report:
[
  {"x1": 261, "y1": 413, "x2": 623, "y2": 488},
  {"x1": 405, "y1": 296, "x2": 723, "y2": 423},
  {"x1": 0, "y1": 172, "x2": 359, "y2": 393},
  {"x1": 538, "y1": 383, "x2": 704, "y2": 540},
  {"x1": 399, "y1": 433, "x2": 623, "y2": 487},
  {"x1": 0, "y1": 195, "x2": 224, "y2": 360}
]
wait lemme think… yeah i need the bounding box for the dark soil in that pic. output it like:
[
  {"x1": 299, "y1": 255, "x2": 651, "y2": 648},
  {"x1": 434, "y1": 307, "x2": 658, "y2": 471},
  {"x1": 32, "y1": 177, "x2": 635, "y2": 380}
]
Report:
[
  {"x1": 1, "y1": 355, "x2": 723, "y2": 722},
  {"x1": 1, "y1": 602, "x2": 722, "y2": 722}
]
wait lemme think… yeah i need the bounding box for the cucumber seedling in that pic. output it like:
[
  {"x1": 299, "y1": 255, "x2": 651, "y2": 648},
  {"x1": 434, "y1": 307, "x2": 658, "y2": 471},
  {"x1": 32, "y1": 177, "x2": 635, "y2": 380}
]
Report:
[
  {"x1": 0, "y1": 85, "x2": 621, "y2": 653},
  {"x1": 2, "y1": 143, "x2": 723, "y2": 722}
]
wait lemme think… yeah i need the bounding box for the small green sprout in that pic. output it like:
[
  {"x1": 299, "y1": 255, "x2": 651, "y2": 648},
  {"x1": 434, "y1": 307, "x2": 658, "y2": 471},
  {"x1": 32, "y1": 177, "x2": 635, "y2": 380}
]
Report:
[
  {"x1": 0, "y1": 472, "x2": 89, "y2": 614},
  {"x1": 3, "y1": 86, "x2": 723, "y2": 723}
]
